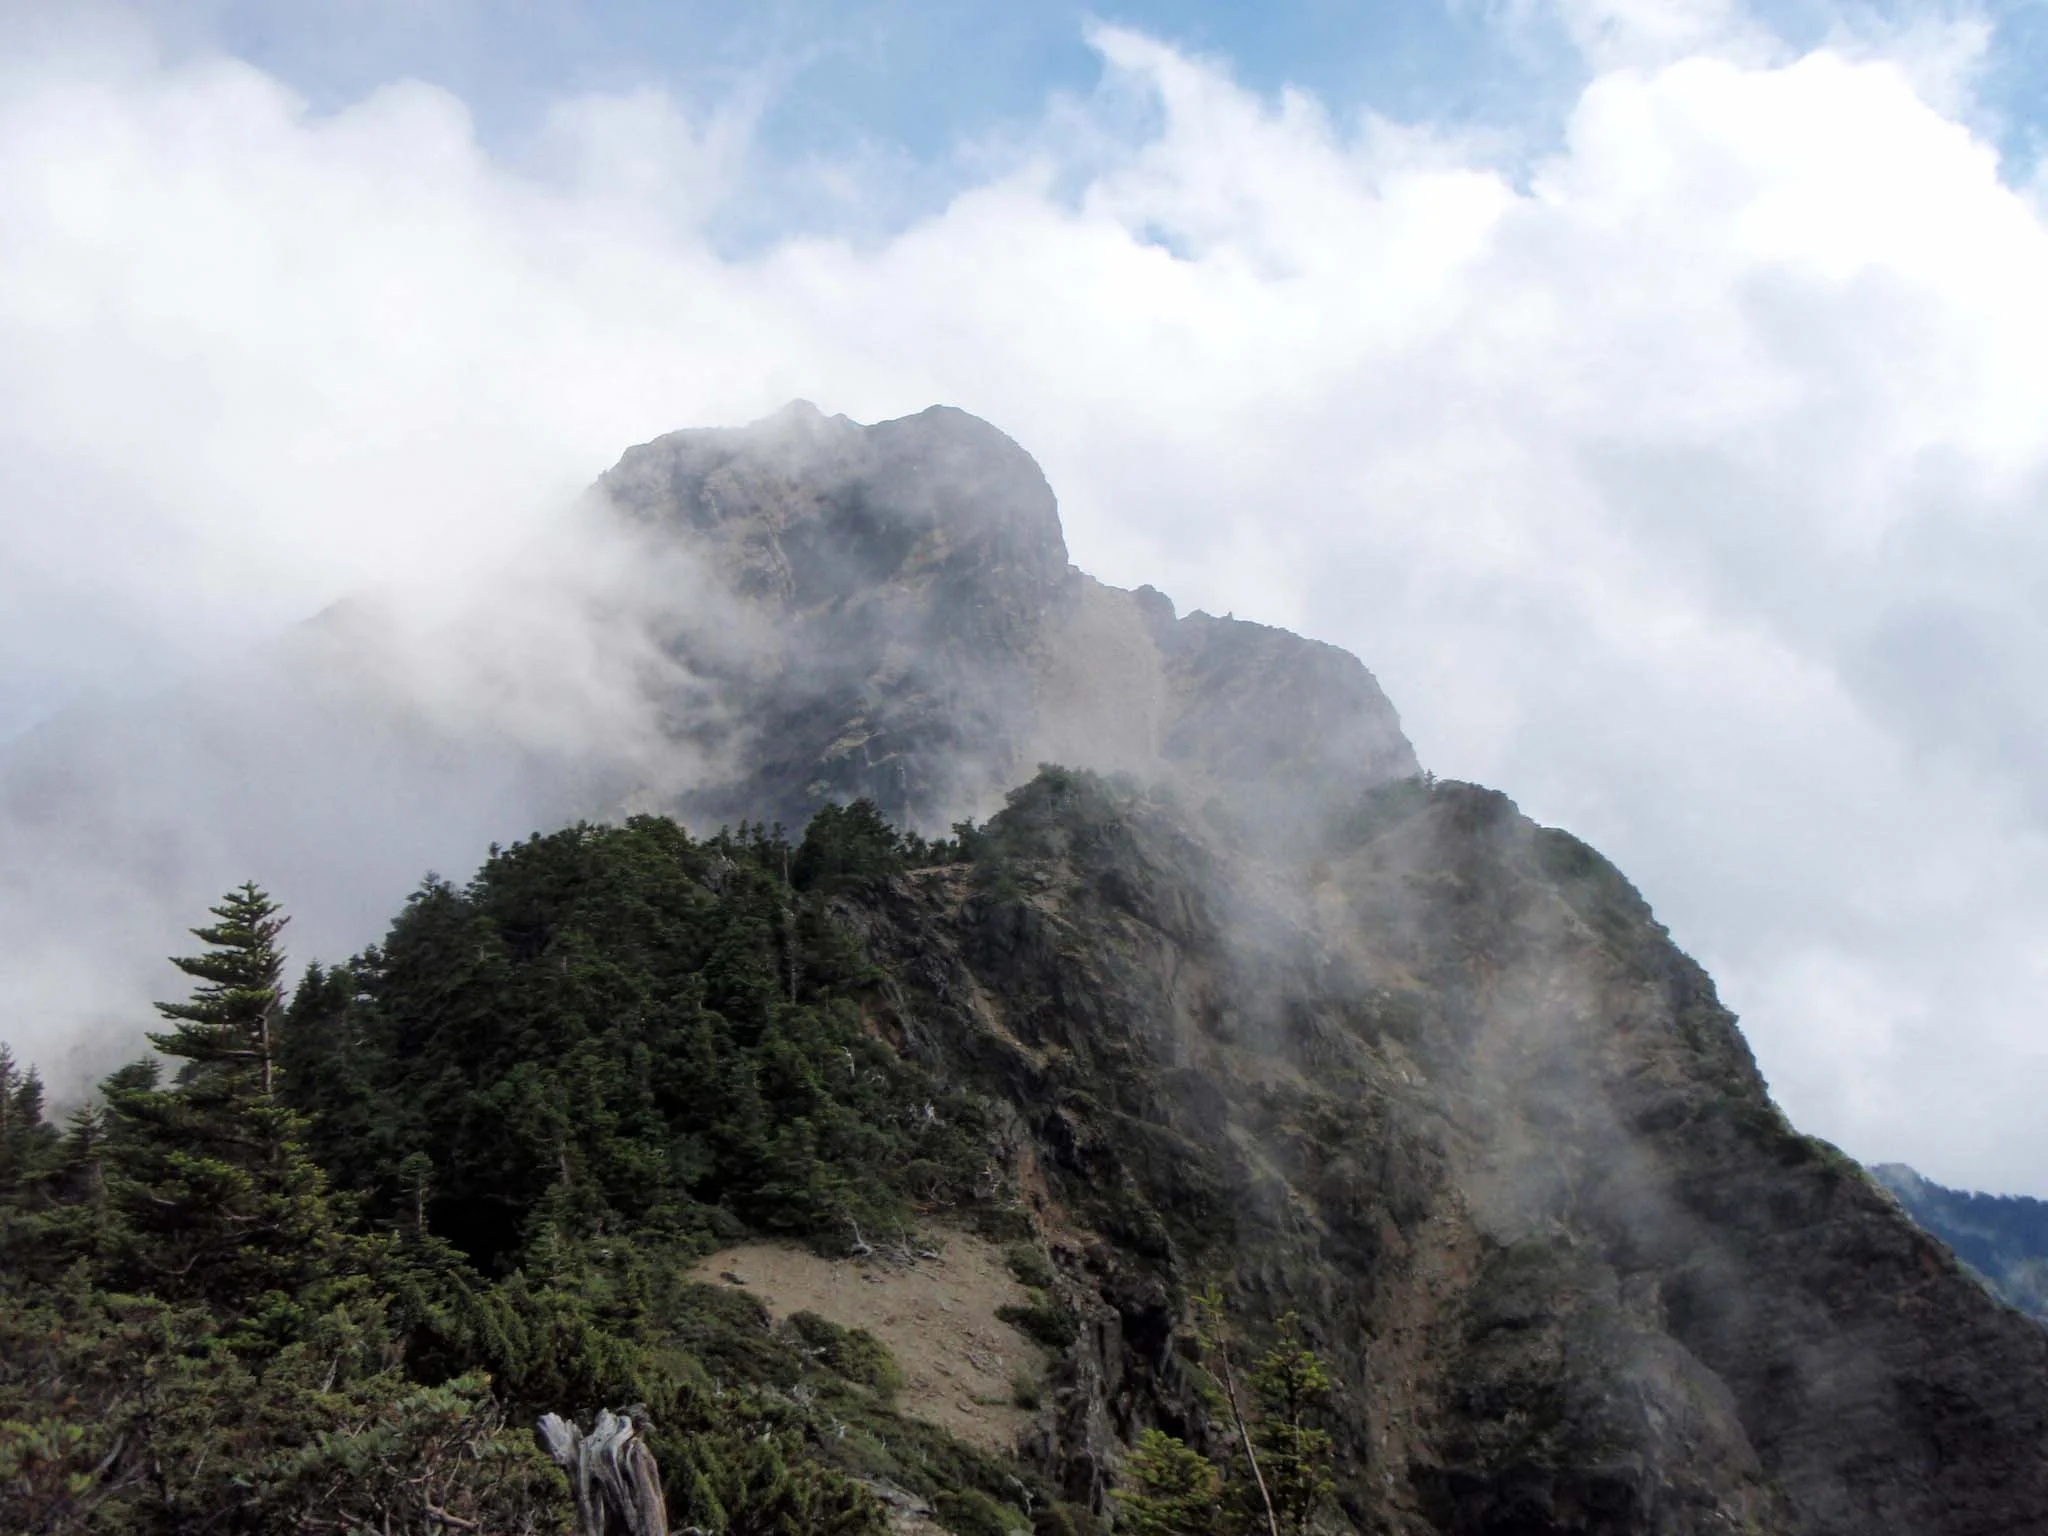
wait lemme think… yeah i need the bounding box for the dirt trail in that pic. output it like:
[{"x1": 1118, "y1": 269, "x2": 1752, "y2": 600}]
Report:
[{"x1": 689, "y1": 1228, "x2": 1043, "y2": 1454}]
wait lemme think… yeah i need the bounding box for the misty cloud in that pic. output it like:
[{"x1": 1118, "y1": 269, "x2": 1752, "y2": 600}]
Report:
[
  {"x1": 4, "y1": 4, "x2": 2048, "y2": 1189},
  {"x1": 5, "y1": 469, "x2": 797, "y2": 1054}
]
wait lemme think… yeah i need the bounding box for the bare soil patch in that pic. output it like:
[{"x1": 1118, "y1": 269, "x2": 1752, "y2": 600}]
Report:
[{"x1": 689, "y1": 1228, "x2": 1044, "y2": 1455}]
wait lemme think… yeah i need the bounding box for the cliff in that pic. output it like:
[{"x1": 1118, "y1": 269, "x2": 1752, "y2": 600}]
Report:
[{"x1": 821, "y1": 769, "x2": 2048, "y2": 1534}]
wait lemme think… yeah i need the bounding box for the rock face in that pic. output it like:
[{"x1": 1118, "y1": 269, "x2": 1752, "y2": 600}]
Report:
[
  {"x1": 832, "y1": 771, "x2": 2048, "y2": 1536},
  {"x1": 0, "y1": 402, "x2": 1413, "y2": 1056},
  {"x1": 596, "y1": 402, "x2": 1417, "y2": 835}
]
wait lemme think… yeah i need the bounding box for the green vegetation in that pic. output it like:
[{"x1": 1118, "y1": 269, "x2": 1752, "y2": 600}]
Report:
[
  {"x1": 1244, "y1": 1318, "x2": 1338, "y2": 1534},
  {"x1": 783, "y1": 1311, "x2": 906, "y2": 1399},
  {"x1": 1010, "y1": 1366, "x2": 1044, "y2": 1410},
  {"x1": 996, "y1": 1296, "x2": 1081, "y2": 1350},
  {"x1": 1112, "y1": 1308, "x2": 1337, "y2": 1536},
  {"x1": 1117, "y1": 1430, "x2": 1225, "y2": 1536},
  {"x1": 1004, "y1": 1242, "x2": 1057, "y2": 1289},
  {"x1": 283, "y1": 813, "x2": 994, "y2": 1265},
  {"x1": 0, "y1": 804, "x2": 1073, "y2": 1535},
  {"x1": 1, "y1": 885, "x2": 557, "y2": 1533}
]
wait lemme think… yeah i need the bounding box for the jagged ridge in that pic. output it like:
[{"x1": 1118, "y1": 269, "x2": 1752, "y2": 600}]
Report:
[{"x1": 830, "y1": 768, "x2": 2048, "y2": 1534}]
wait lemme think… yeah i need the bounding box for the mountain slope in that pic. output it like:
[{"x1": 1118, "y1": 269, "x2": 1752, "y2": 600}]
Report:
[
  {"x1": 1874, "y1": 1163, "x2": 2048, "y2": 1320},
  {"x1": 588, "y1": 407, "x2": 2048, "y2": 1531},
  {"x1": 0, "y1": 403, "x2": 1414, "y2": 1084},
  {"x1": 7, "y1": 404, "x2": 2048, "y2": 1535},
  {"x1": 825, "y1": 769, "x2": 2048, "y2": 1534}
]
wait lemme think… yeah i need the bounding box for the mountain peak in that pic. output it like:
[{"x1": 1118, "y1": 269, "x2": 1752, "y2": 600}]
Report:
[
  {"x1": 9, "y1": 403, "x2": 2048, "y2": 1535},
  {"x1": 601, "y1": 404, "x2": 1416, "y2": 835}
]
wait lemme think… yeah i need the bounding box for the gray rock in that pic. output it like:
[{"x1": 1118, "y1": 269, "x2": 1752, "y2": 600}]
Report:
[
  {"x1": 829, "y1": 769, "x2": 2048, "y2": 1534},
  {"x1": 597, "y1": 402, "x2": 1417, "y2": 836}
]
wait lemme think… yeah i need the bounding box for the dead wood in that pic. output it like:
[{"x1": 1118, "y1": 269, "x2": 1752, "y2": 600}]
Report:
[{"x1": 536, "y1": 1408, "x2": 668, "y2": 1536}]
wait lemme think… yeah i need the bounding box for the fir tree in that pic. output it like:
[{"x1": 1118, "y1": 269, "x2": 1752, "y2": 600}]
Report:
[
  {"x1": 106, "y1": 884, "x2": 348, "y2": 1316},
  {"x1": 0, "y1": 1045, "x2": 58, "y2": 1200},
  {"x1": 0, "y1": 1047, "x2": 67, "y2": 1281},
  {"x1": 56, "y1": 1104, "x2": 109, "y2": 1206},
  {"x1": 150, "y1": 881, "x2": 289, "y2": 1098},
  {"x1": 1247, "y1": 1316, "x2": 1336, "y2": 1535},
  {"x1": 1115, "y1": 1428, "x2": 1225, "y2": 1536},
  {"x1": 1117, "y1": 1302, "x2": 1339, "y2": 1536},
  {"x1": 0, "y1": 806, "x2": 1093, "y2": 1535}
]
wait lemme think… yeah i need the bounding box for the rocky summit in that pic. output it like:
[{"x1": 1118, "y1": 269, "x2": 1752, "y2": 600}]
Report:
[
  {"x1": 599, "y1": 405, "x2": 2048, "y2": 1532},
  {"x1": 599, "y1": 401, "x2": 1417, "y2": 838},
  {"x1": 5, "y1": 405, "x2": 2047, "y2": 1536}
]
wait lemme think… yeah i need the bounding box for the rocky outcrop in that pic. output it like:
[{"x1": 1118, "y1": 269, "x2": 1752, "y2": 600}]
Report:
[
  {"x1": 597, "y1": 402, "x2": 1417, "y2": 835},
  {"x1": 828, "y1": 770, "x2": 2048, "y2": 1535}
]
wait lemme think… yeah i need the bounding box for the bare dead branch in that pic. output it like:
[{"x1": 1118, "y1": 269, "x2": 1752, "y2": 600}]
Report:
[{"x1": 537, "y1": 1409, "x2": 669, "y2": 1536}]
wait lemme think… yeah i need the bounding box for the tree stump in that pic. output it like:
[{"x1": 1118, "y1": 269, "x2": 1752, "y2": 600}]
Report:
[{"x1": 536, "y1": 1408, "x2": 669, "y2": 1536}]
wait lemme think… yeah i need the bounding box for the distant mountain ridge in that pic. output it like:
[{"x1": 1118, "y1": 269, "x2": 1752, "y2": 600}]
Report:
[{"x1": 1873, "y1": 1163, "x2": 2048, "y2": 1320}]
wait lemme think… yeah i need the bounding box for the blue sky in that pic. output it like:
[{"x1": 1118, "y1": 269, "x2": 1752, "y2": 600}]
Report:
[
  {"x1": 147, "y1": 1, "x2": 2048, "y2": 231},
  {"x1": 8, "y1": 0, "x2": 2048, "y2": 1192},
  {"x1": 182, "y1": 1, "x2": 1571, "y2": 151},
  {"x1": 139, "y1": 0, "x2": 1584, "y2": 256}
]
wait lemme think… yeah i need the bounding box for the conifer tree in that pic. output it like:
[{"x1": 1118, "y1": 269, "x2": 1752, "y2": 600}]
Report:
[
  {"x1": 150, "y1": 881, "x2": 289, "y2": 1097},
  {"x1": 1115, "y1": 1428, "x2": 1225, "y2": 1536},
  {"x1": 1247, "y1": 1316, "x2": 1336, "y2": 1535},
  {"x1": 1117, "y1": 1302, "x2": 1338, "y2": 1536},
  {"x1": 0, "y1": 1045, "x2": 57, "y2": 1200},
  {"x1": 0, "y1": 1046, "x2": 65, "y2": 1280},
  {"x1": 279, "y1": 959, "x2": 381, "y2": 1183},
  {"x1": 106, "y1": 884, "x2": 347, "y2": 1316},
  {"x1": 54, "y1": 1103, "x2": 109, "y2": 1209}
]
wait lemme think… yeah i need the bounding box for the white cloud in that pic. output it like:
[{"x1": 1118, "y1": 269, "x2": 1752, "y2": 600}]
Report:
[
  {"x1": 3, "y1": 8, "x2": 2047, "y2": 1190},
  {"x1": 1554, "y1": 0, "x2": 1774, "y2": 71}
]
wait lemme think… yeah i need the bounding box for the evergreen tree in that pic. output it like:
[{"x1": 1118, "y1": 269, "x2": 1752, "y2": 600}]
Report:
[
  {"x1": 1246, "y1": 1316, "x2": 1336, "y2": 1535},
  {"x1": 150, "y1": 881, "x2": 289, "y2": 1097},
  {"x1": 1115, "y1": 1428, "x2": 1225, "y2": 1536},
  {"x1": 0, "y1": 1045, "x2": 58, "y2": 1200},
  {"x1": 4, "y1": 1067, "x2": 141, "y2": 1280},
  {"x1": 106, "y1": 884, "x2": 348, "y2": 1316},
  {"x1": 279, "y1": 959, "x2": 384, "y2": 1187},
  {"x1": 1116, "y1": 1304, "x2": 1338, "y2": 1536},
  {"x1": 55, "y1": 1104, "x2": 109, "y2": 1207},
  {"x1": 0, "y1": 804, "x2": 1093, "y2": 1535},
  {"x1": 0, "y1": 1048, "x2": 67, "y2": 1281},
  {"x1": 790, "y1": 798, "x2": 909, "y2": 891}
]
